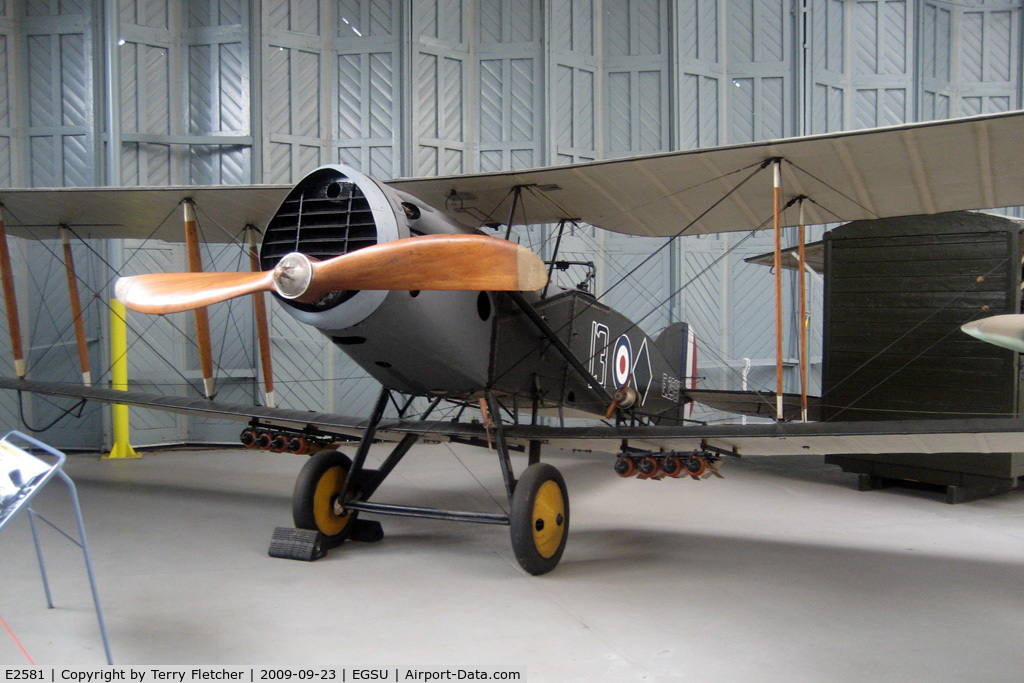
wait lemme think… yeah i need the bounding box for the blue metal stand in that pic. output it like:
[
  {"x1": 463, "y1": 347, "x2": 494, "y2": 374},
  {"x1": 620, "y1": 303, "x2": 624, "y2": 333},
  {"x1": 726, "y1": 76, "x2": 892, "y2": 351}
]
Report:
[{"x1": 0, "y1": 430, "x2": 113, "y2": 664}]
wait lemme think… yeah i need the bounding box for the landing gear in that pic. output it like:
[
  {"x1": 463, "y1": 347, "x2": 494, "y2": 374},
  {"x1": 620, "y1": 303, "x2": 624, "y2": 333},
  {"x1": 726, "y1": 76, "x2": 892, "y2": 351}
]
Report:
[
  {"x1": 276, "y1": 388, "x2": 573, "y2": 574},
  {"x1": 292, "y1": 450, "x2": 357, "y2": 544},
  {"x1": 510, "y1": 463, "x2": 569, "y2": 576}
]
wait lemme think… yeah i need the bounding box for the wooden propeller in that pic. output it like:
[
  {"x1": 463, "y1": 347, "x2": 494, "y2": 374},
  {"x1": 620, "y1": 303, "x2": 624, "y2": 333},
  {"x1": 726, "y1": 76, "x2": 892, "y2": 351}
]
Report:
[
  {"x1": 604, "y1": 375, "x2": 635, "y2": 420},
  {"x1": 116, "y1": 234, "x2": 548, "y2": 315}
]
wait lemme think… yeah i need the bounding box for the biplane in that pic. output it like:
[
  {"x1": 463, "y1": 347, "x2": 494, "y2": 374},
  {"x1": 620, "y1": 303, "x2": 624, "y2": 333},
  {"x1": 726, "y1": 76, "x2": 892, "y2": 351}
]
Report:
[{"x1": 3, "y1": 111, "x2": 1024, "y2": 574}]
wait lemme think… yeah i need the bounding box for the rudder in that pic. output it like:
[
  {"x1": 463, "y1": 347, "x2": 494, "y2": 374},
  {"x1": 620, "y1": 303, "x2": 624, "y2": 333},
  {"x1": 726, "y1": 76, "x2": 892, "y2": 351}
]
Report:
[{"x1": 654, "y1": 322, "x2": 697, "y2": 392}]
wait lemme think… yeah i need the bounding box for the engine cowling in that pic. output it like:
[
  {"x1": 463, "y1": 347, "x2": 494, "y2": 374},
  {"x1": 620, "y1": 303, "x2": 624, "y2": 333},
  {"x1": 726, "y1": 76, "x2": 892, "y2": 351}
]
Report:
[{"x1": 260, "y1": 165, "x2": 498, "y2": 396}]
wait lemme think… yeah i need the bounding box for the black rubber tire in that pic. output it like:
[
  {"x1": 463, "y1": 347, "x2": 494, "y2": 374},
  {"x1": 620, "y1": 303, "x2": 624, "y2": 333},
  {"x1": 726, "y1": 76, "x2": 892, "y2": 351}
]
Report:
[
  {"x1": 292, "y1": 450, "x2": 357, "y2": 544},
  {"x1": 509, "y1": 463, "x2": 569, "y2": 575}
]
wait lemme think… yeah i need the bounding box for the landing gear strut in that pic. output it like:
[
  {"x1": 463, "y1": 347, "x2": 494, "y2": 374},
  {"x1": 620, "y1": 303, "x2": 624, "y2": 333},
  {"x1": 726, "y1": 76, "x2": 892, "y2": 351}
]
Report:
[{"x1": 274, "y1": 388, "x2": 571, "y2": 575}]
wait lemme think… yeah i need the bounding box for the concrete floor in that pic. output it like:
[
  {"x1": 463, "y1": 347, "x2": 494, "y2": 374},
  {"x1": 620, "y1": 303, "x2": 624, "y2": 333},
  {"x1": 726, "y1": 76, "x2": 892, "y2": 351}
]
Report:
[{"x1": 1, "y1": 442, "x2": 1023, "y2": 680}]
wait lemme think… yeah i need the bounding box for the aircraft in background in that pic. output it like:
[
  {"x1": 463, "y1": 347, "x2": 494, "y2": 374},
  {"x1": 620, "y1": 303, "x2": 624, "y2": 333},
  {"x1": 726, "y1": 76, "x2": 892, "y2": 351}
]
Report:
[
  {"x1": 963, "y1": 315, "x2": 1024, "y2": 352},
  {"x1": 2, "y1": 111, "x2": 1024, "y2": 573}
]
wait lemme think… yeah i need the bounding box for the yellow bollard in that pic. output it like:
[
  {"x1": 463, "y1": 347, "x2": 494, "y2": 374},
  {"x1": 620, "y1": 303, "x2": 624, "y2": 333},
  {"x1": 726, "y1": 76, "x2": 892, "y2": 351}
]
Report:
[{"x1": 105, "y1": 298, "x2": 138, "y2": 459}]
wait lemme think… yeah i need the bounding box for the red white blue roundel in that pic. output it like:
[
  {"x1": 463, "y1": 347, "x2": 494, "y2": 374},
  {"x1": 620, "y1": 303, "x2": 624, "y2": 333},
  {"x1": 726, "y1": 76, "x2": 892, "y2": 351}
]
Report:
[{"x1": 613, "y1": 335, "x2": 632, "y2": 388}]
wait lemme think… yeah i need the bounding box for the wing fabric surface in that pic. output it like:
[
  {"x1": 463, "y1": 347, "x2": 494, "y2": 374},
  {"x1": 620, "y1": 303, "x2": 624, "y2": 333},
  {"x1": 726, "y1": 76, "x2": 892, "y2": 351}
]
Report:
[
  {"x1": 3, "y1": 377, "x2": 1024, "y2": 458},
  {"x1": 387, "y1": 111, "x2": 1024, "y2": 236},
  {"x1": 0, "y1": 377, "x2": 371, "y2": 433},
  {"x1": 0, "y1": 185, "x2": 290, "y2": 242},
  {"x1": 1, "y1": 112, "x2": 1023, "y2": 241}
]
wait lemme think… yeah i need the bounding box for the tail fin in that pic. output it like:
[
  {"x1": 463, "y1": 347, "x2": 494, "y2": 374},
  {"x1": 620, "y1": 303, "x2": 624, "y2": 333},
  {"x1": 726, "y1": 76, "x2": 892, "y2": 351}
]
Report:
[
  {"x1": 654, "y1": 322, "x2": 698, "y2": 391},
  {"x1": 654, "y1": 322, "x2": 698, "y2": 418}
]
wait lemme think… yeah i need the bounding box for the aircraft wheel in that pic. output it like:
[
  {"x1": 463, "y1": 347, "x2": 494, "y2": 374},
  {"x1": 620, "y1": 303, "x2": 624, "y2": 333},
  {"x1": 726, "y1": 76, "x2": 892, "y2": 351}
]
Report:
[
  {"x1": 293, "y1": 450, "x2": 357, "y2": 544},
  {"x1": 510, "y1": 463, "x2": 569, "y2": 575}
]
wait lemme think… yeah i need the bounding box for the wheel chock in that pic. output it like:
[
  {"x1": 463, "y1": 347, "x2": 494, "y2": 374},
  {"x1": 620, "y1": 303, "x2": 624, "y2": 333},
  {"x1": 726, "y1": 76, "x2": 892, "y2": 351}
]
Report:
[{"x1": 268, "y1": 526, "x2": 327, "y2": 561}]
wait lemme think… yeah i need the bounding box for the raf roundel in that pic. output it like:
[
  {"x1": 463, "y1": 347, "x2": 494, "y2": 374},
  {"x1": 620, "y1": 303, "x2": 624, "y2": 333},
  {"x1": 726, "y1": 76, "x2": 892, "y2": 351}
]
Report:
[{"x1": 613, "y1": 334, "x2": 632, "y2": 388}]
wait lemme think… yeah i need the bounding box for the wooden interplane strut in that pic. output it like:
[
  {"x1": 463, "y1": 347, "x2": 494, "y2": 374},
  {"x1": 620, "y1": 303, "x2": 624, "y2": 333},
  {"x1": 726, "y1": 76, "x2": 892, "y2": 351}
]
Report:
[
  {"x1": 183, "y1": 200, "x2": 215, "y2": 398},
  {"x1": 248, "y1": 227, "x2": 275, "y2": 408},
  {"x1": 60, "y1": 227, "x2": 91, "y2": 386},
  {"x1": 772, "y1": 160, "x2": 784, "y2": 420},
  {"x1": 0, "y1": 206, "x2": 24, "y2": 377},
  {"x1": 798, "y1": 200, "x2": 808, "y2": 422}
]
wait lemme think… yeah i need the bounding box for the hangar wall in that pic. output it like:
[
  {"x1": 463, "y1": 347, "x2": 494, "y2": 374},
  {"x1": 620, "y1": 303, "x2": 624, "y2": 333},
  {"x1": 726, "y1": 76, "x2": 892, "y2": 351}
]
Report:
[{"x1": 0, "y1": 0, "x2": 1020, "y2": 448}]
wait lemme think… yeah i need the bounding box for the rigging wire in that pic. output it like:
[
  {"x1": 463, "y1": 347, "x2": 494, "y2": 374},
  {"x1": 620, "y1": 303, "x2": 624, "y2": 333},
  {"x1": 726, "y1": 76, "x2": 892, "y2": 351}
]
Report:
[
  {"x1": 526, "y1": 161, "x2": 770, "y2": 302},
  {"x1": 771, "y1": 159, "x2": 1024, "y2": 419},
  {"x1": 783, "y1": 158, "x2": 881, "y2": 221},
  {"x1": 2, "y1": 152, "x2": 1009, "y2": 428},
  {"x1": 822, "y1": 254, "x2": 1013, "y2": 419},
  {"x1": 191, "y1": 211, "x2": 257, "y2": 393},
  {"x1": 6, "y1": 232, "x2": 114, "y2": 381},
  {"x1": 486, "y1": 160, "x2": 773, "y2": 393},
  {"x1": 516, "y1": 157, "x2": 1007, "y2": 424},
  {"x1": 0, "y1": 205, "x2": 249, "y2": 399},
  {"x1": 440, "y1": 438, "x2": 510, "y2": 516},
  {"x1": 550, "y1": 214, "x2": 788, "y2": 415}
]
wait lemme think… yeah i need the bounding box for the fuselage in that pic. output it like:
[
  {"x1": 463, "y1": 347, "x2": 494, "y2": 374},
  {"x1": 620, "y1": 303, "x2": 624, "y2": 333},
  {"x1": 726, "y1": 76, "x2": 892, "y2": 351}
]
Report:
[{"x1": 260, "y1": 164, "x2": 688, "y2": 421}]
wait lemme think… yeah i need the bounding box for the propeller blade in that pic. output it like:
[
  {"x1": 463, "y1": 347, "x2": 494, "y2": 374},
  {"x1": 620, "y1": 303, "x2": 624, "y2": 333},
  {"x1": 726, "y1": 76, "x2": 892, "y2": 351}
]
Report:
[
  {"x1": 116, "y1": 270, "x2": 274, "y2": 314},
  {"x1": 961, "y1": 314, "x2": 1024, "y2": 352},
  {"x1": 117, "y1": 234, "x2": 547, "y2": 314},
  {"x1": 298, "y1": 234, "x2": 547, "y2": 301}
]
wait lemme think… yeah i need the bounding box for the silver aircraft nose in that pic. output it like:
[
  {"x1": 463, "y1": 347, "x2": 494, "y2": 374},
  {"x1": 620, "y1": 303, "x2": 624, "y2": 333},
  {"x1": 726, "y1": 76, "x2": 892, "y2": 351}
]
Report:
[{"x1": 961, "y1": 314, "x2": 1024, "y2": 352}]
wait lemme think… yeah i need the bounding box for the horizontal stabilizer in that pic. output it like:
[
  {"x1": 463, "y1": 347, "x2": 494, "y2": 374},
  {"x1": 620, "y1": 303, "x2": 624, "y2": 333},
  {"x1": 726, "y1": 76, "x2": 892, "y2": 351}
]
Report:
[
  {"x1": 686, "y1": 388, "x2": 822, "y2": 422},
  {"x1": 745, "y1": 241, "x2": 825, "y2": 273}
]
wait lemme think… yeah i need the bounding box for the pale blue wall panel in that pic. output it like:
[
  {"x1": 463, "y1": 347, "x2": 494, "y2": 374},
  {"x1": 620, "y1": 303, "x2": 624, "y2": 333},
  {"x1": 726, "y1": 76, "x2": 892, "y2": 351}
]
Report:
[
  {"x1": 0, "y1": 16, "x2": 10, "y2": 187},
  {"x1": 475, "y1": 0, "x2": 543, "y2": 172},
  {"x1": 25, "y1": 8, "x2": 95, "y2": 188}
]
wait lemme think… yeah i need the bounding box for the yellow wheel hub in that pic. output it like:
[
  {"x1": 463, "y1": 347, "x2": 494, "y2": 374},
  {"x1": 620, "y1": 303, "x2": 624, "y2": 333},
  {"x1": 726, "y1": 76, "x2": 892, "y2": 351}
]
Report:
[
  {"x1": 531, "y1": 480, "x2": 566, "y2": 559},
  {"x1": 312, "y1": 465, "x2": 351, "y2": 536}
]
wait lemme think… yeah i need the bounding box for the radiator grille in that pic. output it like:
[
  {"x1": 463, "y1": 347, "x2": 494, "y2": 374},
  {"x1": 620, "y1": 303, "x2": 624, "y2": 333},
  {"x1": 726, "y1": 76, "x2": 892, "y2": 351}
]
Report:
[
  {"x1": 259, "y1": 169, "x2": 379, "y2": 310},
  {"x1": 260, "y1": 172, "x2": 378, "y2": 268}
]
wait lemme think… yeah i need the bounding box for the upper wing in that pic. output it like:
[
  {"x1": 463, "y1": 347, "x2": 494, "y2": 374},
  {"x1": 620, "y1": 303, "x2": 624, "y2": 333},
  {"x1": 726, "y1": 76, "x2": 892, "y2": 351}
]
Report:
[
  {"x1": 0, "y1": 184, "x2": 290, "y2": 242},
  {"x1": 4, "y1": 111, "x2": 1023, "y2": 242},
  {"x1": 387, "y1": 111, "x2": 1024, "y2": 237}
]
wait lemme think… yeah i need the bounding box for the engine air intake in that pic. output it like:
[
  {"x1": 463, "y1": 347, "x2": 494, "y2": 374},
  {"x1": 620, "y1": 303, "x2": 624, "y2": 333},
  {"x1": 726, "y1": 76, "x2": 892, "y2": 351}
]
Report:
[{"x1": 260, "y1": 168, "x2": 379, "y2": 310}]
